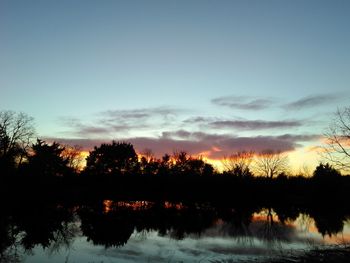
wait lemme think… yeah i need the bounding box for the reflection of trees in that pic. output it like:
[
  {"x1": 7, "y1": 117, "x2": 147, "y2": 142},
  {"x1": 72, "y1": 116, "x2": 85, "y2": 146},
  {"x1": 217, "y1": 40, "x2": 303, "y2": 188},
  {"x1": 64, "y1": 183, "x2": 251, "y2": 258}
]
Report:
[
  {"x1": 276, "y1": 206, "x2": 347, "y2": 239},
  {"x1": 0, "y1": 200, "x2": 349, "y2": 259},
  {"x1": 217, "y1": 207, "x2": 254, "y2": 242},
  {"x1": 0, "y1": 215, "x2": 21, "y2": 263},
  {"x1": 78, "y1": 201, "x2": 217, "y2": 246},
  {"x1": 274, "y1": 206, "x2": 300, "y2": 224},
  {"x1": 79, "y1": 207, "x2": 134, "y2": 248},
  {"x1": 255, "y1": 208, "x2": 295, "y2": 245},
  {"x1": 0, "y1": 203, "x2": 77, "y2": 262},
  {"x1": 309, "y1": 210, "x2": 346, "y2": 237},
  {"x1": 156, "y1": 204, "x2": 216, "y2": 240},
  {"x1": 13, "y1": 204, "x2": 76, "y2": 250}
]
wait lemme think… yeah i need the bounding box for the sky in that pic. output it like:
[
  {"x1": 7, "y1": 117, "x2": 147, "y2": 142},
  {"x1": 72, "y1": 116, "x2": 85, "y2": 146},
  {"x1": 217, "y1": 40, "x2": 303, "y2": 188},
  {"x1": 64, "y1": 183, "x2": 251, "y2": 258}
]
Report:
[{"x1": 1, "y1": 0, "x2": 350, "y2": 171}]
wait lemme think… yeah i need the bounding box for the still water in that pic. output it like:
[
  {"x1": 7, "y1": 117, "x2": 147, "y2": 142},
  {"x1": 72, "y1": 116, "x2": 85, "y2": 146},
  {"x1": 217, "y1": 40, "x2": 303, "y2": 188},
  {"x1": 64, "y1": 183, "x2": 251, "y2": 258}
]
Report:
[{"x1": 1, "y1": 201, "x2": 349, "y2": 262}]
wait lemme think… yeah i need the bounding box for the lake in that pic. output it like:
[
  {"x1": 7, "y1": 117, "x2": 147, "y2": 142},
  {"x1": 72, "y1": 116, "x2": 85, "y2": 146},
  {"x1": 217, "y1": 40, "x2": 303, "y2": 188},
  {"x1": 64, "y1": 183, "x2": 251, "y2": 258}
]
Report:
[{"x1": 1, "y1": 200, "x2": 349, "y2": 262}]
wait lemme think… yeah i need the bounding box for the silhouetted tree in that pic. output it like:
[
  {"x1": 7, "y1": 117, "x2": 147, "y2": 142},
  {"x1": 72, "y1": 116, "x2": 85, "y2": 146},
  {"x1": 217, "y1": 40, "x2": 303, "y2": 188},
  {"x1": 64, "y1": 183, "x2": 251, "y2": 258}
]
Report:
[
  {"x1": 171, "y1": 150, "x2": 188, "y2": 174},
  {"x1": 313, "y1": 163, "x2": 341, "y2": 179},
  {"x1": 222, "y1": 151, "x2": 254, "y2": 177},
  {"x1": 158, "y1": 153, "x2": 171, "y2": 176},
  {"x1": 185, "y1": 158, "x2": 214, "y2": 176},
  {"x1": 25, "y1": 139, "x2": 70, "y2": 176},
  {"x1": 0, "y1": 111, "x2": 35, "y2": 174},
  {"x1": 139, "y1": 149, "x2": 160, "y2": 175},
  {"x1": 168, "y1": 150, "x2": 187, "y2": 175},
  {"x1": 85, "y1": 141, "x2": 138, "y2": 176},
  {"x1": 61, "y1": 144, "x2": 84, "y2": 172},
  {"x1": 170, "y1": 151, "x2": 214, "y2": 176},
  {"x1": 323, "y1": 107, "x2": 350, "y2": 171},
  {"x1": 254, "y1": 150, "x2": 289, "y2": 179}
]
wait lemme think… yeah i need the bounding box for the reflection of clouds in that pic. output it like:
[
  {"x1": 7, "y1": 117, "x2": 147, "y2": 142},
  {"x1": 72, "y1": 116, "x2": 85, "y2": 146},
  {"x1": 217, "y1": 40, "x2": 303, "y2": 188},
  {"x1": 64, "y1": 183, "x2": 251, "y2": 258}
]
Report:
[
  {"x1": 197, "y1": 219, "x2": 312, "y2": 247},
  {"x1": 27, "y1": 216, "x2": 350, "y2": 263},
  {"x1": 87, "y1": 221, "x2": 317, "y2": 262}
]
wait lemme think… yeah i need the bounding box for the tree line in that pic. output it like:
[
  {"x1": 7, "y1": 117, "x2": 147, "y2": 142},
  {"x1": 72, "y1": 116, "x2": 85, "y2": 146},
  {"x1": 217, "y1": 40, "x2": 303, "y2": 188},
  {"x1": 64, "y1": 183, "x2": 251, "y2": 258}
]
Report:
[{"x1": 0, "y1": 109, "x2": 349, "y2": 180}]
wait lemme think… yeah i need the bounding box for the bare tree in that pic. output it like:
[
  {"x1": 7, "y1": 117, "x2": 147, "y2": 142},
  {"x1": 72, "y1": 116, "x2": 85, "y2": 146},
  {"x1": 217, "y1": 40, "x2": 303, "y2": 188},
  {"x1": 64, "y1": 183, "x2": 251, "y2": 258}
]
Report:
[
  {"x1": 323, "y1": 107, "x2": 350, "y2": 171},
  {"x1": 253, "y1": 150, "x2": 289, "y2": 179},
  {"x1": 222, "y1": 151, "x2": 254, "y2": 177},
  {"x1": 139, "y1": 148, "x2": 159, "y2": 175},
  {"x1": 140, "y1": 148, "x2": 156, "y2": 163},
  {"x1": 171, "y1": 150, "x2": 189, "y2": 173},
  {"x1": 0, "y1": 110, "x2": 35, "y2": 165},
  {"x1": 61, "y1": 145, "x2": 85, "y2": 172},
  {"x1": 296, "y1": 163, "x2": 312, "y2": 177}
]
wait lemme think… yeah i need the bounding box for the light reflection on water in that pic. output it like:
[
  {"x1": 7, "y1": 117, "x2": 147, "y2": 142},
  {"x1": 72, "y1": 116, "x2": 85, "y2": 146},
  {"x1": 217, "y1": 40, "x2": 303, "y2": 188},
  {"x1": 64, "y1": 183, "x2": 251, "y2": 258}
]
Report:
[{"x1": 1, "y1": 201, "x2": 349, "y2": 263}]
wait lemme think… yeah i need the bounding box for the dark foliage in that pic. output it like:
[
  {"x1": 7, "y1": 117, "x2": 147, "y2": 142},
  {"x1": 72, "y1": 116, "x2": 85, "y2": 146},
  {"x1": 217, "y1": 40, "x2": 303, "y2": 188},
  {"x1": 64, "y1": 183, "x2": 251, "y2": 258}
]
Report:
[
  {"x1": 23, "y1": 139, "x2": 72, "y2": 177},
  {"x1": 313, "y1": 163, "x2": 341, "y2": 179},
  {"x1": 85, "y1": 141, "x2": 138, "y2": 176}
]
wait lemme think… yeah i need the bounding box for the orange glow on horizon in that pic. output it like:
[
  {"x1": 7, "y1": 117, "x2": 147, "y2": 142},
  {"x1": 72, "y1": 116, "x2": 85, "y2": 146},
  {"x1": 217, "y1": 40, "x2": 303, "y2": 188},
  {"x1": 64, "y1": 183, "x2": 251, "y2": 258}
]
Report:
[{"x1": 76, "y1": 145, "x2": 323, "y2": 175}]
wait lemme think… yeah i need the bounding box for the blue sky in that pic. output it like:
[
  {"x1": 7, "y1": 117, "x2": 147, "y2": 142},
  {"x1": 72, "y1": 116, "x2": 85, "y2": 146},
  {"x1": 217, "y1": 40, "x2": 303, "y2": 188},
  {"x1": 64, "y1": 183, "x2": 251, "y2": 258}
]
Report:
[{"x1": 1, "y1": 1, "x2": 349, "y2": 167}]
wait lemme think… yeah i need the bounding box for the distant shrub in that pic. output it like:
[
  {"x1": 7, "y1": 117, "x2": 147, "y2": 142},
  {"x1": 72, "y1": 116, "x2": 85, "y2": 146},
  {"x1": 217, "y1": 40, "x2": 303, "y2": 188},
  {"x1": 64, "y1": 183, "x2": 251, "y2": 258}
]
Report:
[{"x1": 313, "y1": 163, "x2": 341, "y2": 180}]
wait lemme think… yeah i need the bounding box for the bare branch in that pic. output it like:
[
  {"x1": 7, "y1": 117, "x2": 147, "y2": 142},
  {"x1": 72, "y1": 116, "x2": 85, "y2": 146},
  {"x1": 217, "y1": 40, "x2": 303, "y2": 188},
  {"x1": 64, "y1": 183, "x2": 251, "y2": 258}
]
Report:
[
  {"x1": 253, "y1": 150, "x2": 289, "y2": 178},
  {"x1": 0, "y1": 110, "x2": 36, "y2": 166},
  {"x1": 321, "y1": 107, "x2": 350, "y2": 171}
]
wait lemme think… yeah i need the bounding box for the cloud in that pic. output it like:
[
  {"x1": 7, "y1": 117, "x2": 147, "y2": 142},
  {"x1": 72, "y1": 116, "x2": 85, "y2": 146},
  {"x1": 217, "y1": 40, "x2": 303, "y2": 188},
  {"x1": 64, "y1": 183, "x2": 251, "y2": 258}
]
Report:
[
  {"x1": 210, "y1": 120, "x2": 303, "y2": 130},
  {"x1": 45, "y1": 131, "x2": 319, "y2": 160},
  {"x1": 162, "y1": 130, "x2": 192, "y2": 139},
  {"x1": 101, "y1": 106, "x2": 181, "y2": 122},
  {"x1": 211, "y1": 96, "x2": 273, "y2": 110},
  {"x1": 183, "y1": 116, "x2": 304, "y2": 131},
  {"x1": 183, "y1": 116, "x2": 213, "y2": 124},
  {"x1": 276, "y1": 134, "x2": 321, "y2": 141},
  {"x1": 59, "y1": 118, "x2": 133, "y2": 138},
  {"x1": 283, "y1": 94, "x2": 341, "y2": 110},
  {"x1": 59, "y1": 106, "x2": 182, "y2": 137}
]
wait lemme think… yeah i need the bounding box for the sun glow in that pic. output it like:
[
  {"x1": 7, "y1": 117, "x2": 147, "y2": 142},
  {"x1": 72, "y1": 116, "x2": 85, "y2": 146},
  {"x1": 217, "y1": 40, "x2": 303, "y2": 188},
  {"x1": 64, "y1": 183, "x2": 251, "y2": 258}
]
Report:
[{"x1": 76, "y1": 145, "x2": 322, "y2": 175}]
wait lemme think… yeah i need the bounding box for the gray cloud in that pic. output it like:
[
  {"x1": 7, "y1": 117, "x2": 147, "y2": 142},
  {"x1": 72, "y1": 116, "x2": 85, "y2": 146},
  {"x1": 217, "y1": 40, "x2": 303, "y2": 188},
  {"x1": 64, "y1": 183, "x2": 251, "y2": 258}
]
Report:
[
  {"x1": 211, "y1": 96, "x2": 273, "y2": 110},
  {"x1": 101, "y1": 106, "x2": 181, "y2": 122},
  {"x1": 60, "y1": 106, "x2": 182, "y2": 137},
  {"x1": 210, "y1": 119, "x2": 303, "y2": 130},
  {"x1": 183, "y1": 116, "x2": 213, "y2": 124},
  {"x1": 283, "y1": 94, "x2": 341, "y2": 110},
  {"x1": 276, "y1": 134, "x2": 321, "y2": 141},
  {"x1": 162, "y1": 130, "x2": 192, "y2": 139},
  {"x1": 59, "y1": 118, "x2": 134, "y2": 137},
  {"x1": 45, "y1": 131, "x2": 319, "y2": 160}
]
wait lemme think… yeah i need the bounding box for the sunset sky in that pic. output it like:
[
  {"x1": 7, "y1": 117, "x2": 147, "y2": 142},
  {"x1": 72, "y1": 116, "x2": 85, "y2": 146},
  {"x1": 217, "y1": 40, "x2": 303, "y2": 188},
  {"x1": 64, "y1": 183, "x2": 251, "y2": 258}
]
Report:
[{"x1": 1, "y1": 1, "x2": 350, "y2": 171}]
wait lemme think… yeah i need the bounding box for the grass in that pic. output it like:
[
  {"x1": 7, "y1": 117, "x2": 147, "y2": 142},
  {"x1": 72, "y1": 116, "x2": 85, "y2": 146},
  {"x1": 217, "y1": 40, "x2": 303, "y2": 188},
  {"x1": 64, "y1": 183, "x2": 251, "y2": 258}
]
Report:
[
  {"x1": 270, "y1": 245, "x2": 350, "y2": 263},
  {"x1": 209, "y1": 245, "x2": 350, "y2": 263}
]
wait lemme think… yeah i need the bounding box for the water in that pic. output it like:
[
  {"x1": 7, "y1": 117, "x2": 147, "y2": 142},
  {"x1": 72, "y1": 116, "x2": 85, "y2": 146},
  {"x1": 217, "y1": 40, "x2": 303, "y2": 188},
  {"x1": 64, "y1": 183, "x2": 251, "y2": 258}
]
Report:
[{"x1": 1, "y1": 201, "x2": 349, "y2": 262}]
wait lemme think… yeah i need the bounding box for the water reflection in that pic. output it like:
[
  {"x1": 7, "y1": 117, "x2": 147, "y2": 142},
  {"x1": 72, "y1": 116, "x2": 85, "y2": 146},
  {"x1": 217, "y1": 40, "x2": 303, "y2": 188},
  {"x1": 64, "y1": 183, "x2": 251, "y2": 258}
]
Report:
[{"x1": 0, "y1": 201, "x2": 349, "y2": 262}]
